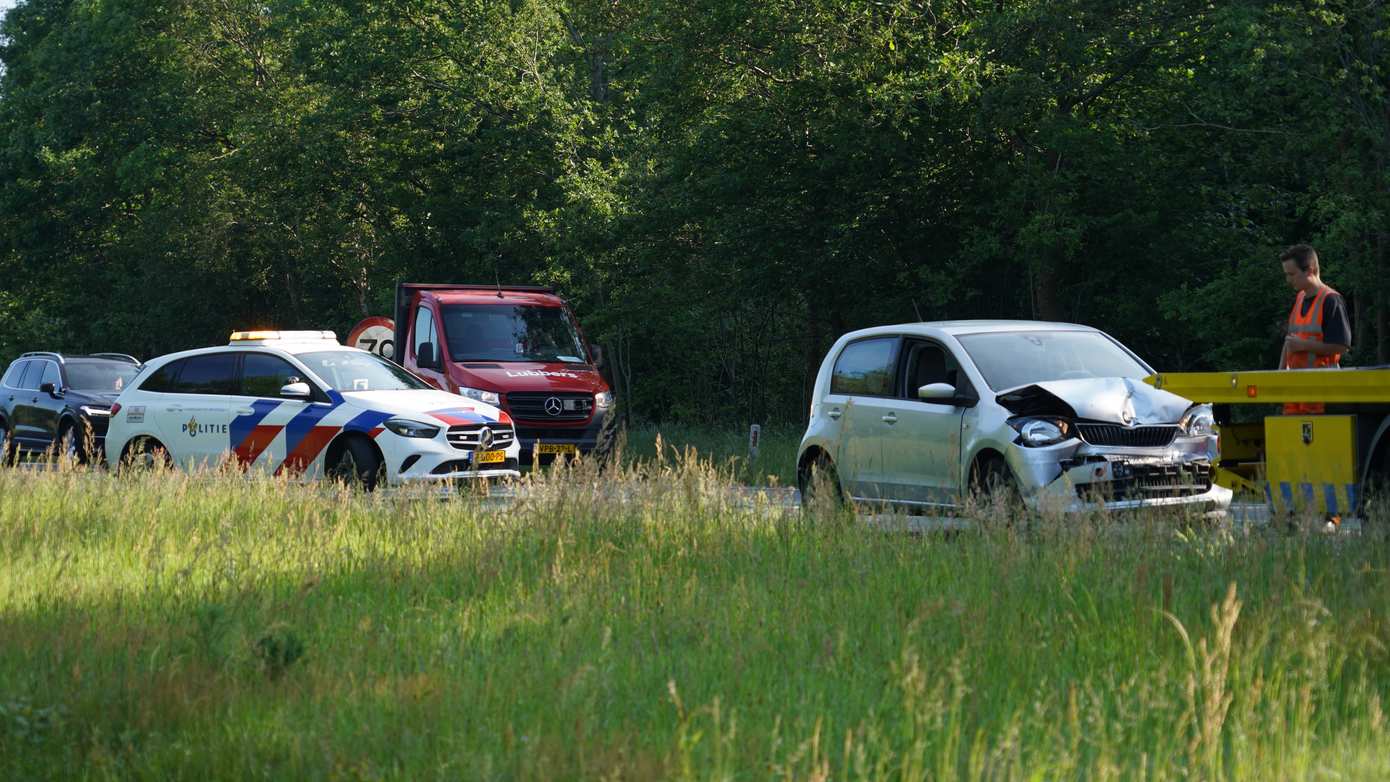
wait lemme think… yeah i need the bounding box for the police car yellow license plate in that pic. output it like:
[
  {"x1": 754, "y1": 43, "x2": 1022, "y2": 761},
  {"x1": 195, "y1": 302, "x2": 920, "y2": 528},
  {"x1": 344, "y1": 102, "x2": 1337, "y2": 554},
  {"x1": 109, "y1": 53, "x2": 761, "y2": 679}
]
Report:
[
  {"x1": 476, "y1": 450, "x2": 507, "y2": 465},
  {"x1": 537, "y1": 443, "x2": 579, "y2": 456}
]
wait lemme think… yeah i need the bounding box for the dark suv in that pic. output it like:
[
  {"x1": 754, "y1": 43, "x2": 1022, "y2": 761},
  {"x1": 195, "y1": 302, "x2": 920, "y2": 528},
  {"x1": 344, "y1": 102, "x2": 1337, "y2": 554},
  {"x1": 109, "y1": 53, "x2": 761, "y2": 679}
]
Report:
[{"x1": 0, "y1": 352, "x2": 142, "y2": 463}]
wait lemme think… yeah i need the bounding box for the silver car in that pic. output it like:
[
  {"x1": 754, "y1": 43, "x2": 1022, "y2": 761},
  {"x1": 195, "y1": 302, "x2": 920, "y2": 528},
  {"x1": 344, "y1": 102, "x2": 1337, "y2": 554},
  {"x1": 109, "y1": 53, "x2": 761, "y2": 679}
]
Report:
[{"x1": 796, "y1": 321, "x2": 1233, "y2": 515}]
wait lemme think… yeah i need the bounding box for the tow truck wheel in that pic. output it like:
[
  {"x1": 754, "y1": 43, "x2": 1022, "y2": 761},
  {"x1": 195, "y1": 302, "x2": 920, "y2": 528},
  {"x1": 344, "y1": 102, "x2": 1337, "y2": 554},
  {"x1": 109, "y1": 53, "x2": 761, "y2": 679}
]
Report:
[
  {"x1": 591, "y1": 409, "x2": 622, "y2": 467},
  {"x1": 328, "y1": 436, "x2": 383, "y2": 492}
]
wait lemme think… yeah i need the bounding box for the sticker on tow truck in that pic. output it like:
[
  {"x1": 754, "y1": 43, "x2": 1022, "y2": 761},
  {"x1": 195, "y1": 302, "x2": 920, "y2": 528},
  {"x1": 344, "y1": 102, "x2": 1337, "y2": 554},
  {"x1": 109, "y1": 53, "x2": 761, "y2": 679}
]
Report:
[{"x1": 476, "y1": 449, "x2": 507, "y2": 464}]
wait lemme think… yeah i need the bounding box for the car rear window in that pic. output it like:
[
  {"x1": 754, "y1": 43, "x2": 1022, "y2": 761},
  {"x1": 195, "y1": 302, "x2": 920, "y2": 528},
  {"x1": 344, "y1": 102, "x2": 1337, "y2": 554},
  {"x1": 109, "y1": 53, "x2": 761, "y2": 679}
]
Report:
[
  {"x1": 830, "y1": 338, "x2": 898, "y2": 396},
  {"x1": 138, "y1": 359, "x2": 185, "y2": 393}
]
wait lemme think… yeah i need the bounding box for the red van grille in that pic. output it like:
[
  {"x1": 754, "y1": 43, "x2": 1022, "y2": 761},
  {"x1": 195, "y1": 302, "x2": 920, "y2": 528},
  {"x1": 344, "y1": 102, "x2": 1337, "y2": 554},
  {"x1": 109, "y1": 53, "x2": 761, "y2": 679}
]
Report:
[{"x1": 507, "y1": 392, "x2": 594, "y2": 421}]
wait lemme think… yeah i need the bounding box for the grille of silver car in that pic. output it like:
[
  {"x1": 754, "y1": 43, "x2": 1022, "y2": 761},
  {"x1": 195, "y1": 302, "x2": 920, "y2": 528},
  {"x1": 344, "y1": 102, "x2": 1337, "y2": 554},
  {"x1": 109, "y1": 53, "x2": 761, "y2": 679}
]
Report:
[
  {"x1": 446, "y1": 424, "x2": 516, "y2": 452},
  {"x1": 1077, "y1": 462, "x2": 1212, "y2": 502},
  {"x1": 1076, "y1": 423, "x2": 1179, "y2": 448}
]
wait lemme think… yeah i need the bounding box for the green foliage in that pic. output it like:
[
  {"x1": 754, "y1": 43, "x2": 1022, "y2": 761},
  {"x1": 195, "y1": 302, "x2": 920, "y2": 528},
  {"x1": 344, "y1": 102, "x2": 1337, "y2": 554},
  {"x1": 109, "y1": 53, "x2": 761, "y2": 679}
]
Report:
[{"x1": 3, "y1": 0, "x2": 1390, "y2": 422}]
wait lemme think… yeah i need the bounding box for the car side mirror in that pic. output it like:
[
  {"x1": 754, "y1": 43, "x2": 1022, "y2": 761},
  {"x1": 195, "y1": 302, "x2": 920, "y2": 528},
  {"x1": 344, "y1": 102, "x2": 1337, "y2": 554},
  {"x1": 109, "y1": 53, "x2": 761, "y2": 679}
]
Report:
[
  {"x1": 417, "y1": 342, "x2": 438, "y2": 370},
  {"x1": 590, "y1": 345, "x2": 604, "y2": 367},
  {"x1": 280, "y1": 382, "x2": 312, "y2": 400},
  {"x1": 39, "y1": 382, "x2": 62, "y2": 398},
  {"x1": 917, "y1": 383, "x2": 957, "y2": 401}
]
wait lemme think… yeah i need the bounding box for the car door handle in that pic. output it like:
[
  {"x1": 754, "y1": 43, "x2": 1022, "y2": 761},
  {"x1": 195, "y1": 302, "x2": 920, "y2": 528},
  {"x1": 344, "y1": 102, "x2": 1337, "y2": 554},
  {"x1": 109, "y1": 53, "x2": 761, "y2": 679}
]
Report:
[
  {"x1": 234, "y1": 408, "x2": 255, "y2": 415},
  {"x1": 827, "y1": 408, "x2": 842, "y2": 420},
  {"x1": 166, "y1": 405, "x2": 184, "y2": 413},
  {"x1": 881, "y1": 413, "x2": 898, "y2": 424}
]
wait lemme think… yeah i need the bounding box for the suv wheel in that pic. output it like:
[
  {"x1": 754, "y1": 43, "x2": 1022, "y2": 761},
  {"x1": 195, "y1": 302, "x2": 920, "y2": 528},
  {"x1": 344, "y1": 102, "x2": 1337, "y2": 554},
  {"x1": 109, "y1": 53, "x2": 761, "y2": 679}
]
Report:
[
  {"x1": 0, "y1": 420, "x2": 11, "y2": 466},
  {"x1": 55, "y1": 422, "x2": 81, "y2": 465},
  {"x1": 328, "y1": 436, "x2": 383, "y2": 491}
]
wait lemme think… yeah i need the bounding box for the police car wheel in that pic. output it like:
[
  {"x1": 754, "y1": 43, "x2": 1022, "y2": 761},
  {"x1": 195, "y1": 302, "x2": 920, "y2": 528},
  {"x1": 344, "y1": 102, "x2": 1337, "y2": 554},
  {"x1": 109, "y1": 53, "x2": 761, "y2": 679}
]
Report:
[
  {"x1": 329, "y1": 436, "x2": 382, "y2": 491},
  {"x1": 122, "y1": 437, "x2": 171, "y2": 472}
]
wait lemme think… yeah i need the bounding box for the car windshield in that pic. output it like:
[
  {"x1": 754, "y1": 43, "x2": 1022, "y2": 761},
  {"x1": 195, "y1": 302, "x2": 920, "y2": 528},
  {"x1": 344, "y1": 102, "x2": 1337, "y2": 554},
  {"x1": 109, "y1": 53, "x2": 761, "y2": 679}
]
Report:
[
  {"x1": 441, "y1": 304, "x2": 588, "y2": 363},
  {"x1": 956, "y1": 331, "x2": 1151, "y2": 391},
  {"x1": 295, "y1": 351, "x2": 431, "y2": 392},
  {"x1": 66, "y1": 361, "x2": 141, "y2": 392}
]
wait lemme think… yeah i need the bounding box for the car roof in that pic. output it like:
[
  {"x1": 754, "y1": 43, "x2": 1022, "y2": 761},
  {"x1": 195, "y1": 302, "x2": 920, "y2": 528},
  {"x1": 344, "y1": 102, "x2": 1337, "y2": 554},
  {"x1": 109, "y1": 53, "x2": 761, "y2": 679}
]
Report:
[
  {"x1": 143, "y1": 343, "x2": 361, "y2": 366},
  {"x1": 843, "y1": 320, "x2": 1102, "y2": 341}
]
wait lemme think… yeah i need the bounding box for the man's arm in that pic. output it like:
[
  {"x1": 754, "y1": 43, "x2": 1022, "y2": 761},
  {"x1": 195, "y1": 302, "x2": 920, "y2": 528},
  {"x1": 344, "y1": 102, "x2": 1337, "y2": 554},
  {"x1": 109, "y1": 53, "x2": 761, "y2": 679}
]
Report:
[{"x1": 1285, "y1": 336, "x2": 1350, "y2": 355}]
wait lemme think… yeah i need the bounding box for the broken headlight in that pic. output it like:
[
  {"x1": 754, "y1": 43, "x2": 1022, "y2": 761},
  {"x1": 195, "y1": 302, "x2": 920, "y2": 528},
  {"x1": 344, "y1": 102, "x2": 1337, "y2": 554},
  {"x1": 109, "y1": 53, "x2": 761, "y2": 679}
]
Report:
[
  {"x1": 1180, "y1": 404, "x2": 1217, "y2": 437},
  {"x1": 1009, "y1": 417, "x2": 1074, "y2": 447}
]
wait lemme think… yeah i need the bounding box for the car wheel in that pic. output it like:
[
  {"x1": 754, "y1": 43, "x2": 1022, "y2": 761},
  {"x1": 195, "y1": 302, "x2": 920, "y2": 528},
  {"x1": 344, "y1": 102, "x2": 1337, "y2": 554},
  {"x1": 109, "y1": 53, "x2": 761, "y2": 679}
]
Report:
[
  {"x1": 0, "y1": 420, "x2": 12, "y2": 466},
  {"x1": 55, "y1": 422, "x2": 82, "y2": 465},
  {"x1": 121, "y1": 437, "x2": 171, "y2": 473},
  {"x1": 590, "y1": 409, "x2": 622, "y2": 467},
  {"x1": 328, "y1": 436, "x2": 383, "y2": 491},
  {"x1": 799, "y1": 452, "x2": 845, "y2": 510},
  {"x1": 971, "y1": 456, "x2": 1022, "y2": 514}
]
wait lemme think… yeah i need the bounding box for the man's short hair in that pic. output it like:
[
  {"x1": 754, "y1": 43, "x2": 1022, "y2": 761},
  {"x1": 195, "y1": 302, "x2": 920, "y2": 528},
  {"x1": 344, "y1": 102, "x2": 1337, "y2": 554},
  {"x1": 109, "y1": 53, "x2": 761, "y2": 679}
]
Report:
[{"x1": 1281, "y1": 244, "x2": 1319, "y2": 273}]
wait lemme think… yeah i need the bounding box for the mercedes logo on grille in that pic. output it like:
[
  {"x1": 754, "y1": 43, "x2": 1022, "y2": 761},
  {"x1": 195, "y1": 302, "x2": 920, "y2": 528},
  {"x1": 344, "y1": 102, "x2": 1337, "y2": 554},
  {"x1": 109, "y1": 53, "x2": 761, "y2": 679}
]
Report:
[
  {"x1": 544, "y1": 396, "x2": 564, "y2": 416},
  {"x1": 478, "y1": 427, "x2": 494, "y2": 450}
]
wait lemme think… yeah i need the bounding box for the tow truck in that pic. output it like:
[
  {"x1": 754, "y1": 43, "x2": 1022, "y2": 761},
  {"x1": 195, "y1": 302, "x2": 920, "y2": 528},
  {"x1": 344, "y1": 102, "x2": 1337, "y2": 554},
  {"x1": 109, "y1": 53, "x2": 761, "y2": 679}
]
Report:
[{"x1": 1145, "y1": 367, "x2": 1390, "y2": 519}]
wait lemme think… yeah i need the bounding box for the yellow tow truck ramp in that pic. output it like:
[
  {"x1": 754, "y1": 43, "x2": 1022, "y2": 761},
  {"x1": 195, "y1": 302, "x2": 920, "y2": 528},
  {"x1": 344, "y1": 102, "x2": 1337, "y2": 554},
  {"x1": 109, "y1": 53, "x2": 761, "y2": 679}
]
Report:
[{"x1": 1146, "y1": 368, "x2": 1390, "y2": 517}]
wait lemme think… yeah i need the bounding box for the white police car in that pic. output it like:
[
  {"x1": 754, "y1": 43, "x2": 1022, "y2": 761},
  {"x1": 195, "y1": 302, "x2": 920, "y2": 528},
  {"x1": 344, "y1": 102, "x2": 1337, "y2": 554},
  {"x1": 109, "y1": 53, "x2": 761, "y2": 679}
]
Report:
[{"x1": 104, "y1": 331, "x2": 521, "y2": 487}]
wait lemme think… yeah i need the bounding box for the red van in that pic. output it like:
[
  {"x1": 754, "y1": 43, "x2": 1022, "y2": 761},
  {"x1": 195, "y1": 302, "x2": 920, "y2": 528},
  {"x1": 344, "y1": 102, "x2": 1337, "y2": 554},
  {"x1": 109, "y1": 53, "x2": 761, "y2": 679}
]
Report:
[{"x1": 389, "y1": 283, "x2": 616, "y2": 464}]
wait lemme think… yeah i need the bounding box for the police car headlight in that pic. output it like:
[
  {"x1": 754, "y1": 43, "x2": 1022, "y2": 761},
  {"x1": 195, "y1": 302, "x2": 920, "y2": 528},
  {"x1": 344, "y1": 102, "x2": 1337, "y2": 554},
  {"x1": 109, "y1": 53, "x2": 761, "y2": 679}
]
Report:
[
  {"x1": 595, "y1": 391, "x2": 614, "y2": 410},
  {"x1": 1181, "y1": 404, "x2": 1217, "y2": 437},
  {"x1": 458, "y1": 387, "x2": 501, "y2": 406},
  {"x1": 383, "y1": 418, "x2": 441, "y2": 439},
  {"x1": 1009, "y1": 417, "x2": 1072, "y2": 447}
]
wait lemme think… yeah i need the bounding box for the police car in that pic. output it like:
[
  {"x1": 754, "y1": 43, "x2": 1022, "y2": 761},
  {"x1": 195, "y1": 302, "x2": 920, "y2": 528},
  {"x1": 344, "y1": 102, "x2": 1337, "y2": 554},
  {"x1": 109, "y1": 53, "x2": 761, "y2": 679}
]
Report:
[{"x1": 103, "y1": 331, "x2": 521, "y2": 487}]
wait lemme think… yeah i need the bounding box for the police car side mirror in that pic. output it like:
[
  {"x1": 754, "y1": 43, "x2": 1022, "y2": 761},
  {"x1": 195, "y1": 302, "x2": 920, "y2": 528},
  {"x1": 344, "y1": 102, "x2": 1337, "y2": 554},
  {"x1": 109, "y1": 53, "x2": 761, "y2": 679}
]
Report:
[
  {"x1": 417, "y1": 342, "x2": 439, "y2": 370},
  {"x1": 280, "y1": 382, "x2": 312, "y2": 400}
]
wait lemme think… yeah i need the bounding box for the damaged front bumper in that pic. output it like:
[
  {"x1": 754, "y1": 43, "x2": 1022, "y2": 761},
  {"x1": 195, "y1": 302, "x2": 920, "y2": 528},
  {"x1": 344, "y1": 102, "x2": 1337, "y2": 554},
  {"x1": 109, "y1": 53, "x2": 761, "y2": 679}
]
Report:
[{"x1": 1005, "y1": 435, "x2": 1232, "y2": 515}]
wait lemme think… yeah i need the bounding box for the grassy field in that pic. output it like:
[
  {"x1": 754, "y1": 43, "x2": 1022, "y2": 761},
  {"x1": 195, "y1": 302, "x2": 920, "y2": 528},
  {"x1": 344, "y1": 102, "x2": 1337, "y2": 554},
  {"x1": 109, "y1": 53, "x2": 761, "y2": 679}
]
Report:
[
  {"x1": 3, "y1": 457, "x2": 1390, "y2": 780},
  {"x1": 618, "y1": 423, "x2": 802, "y2": 486}
]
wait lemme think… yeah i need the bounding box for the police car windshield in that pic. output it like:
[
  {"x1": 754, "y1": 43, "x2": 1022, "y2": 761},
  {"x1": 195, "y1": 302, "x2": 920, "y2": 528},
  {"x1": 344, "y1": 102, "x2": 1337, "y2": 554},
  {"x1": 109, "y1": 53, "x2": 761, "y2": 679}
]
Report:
[
  {"x1": 441, "y1": 304, "x2": 588, "y2": 363},
  {"x1": 956, "y1": 331, "x2": 1151, "y2": 391},
  {"x1": 66, "y1": 362, "x2": 141, "y2": 392},
  {"x1": 296, "y1": 351, "x2": 431, "y2": 392}
]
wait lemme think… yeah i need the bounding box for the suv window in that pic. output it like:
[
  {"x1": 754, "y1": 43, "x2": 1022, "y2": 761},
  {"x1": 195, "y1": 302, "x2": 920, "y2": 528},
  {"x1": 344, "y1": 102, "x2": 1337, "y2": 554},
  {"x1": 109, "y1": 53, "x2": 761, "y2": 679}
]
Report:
[
  {"x1": 1, "y1": 360, "x2": 29, "y2": 389},
  {"x1": 170, "y1": 353, "x2": 239, "y2": 395},
  {"x1": 17, "y1": 360, "x2": 44, "y2": 391},
  {"x1": 40, "y1": 361, "x2": 62, "y2": 390},
  {"x1": 239, "y1": 353, "x2": 303, "y2": 397},
  {"x1": 139, "y1": 359, "x2": 186, "y2": 394},
  {"x1": 830, "y1": 338, "x2": 898, "y2": 396}
]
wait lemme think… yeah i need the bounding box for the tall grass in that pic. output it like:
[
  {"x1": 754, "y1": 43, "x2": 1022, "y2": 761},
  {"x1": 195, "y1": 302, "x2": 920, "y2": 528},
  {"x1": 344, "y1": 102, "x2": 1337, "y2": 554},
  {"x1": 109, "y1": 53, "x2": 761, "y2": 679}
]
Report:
[
  {"x1": 1, "y1": 455, "x2": 1388, "y2": 780},
  {"x1": 619, "y1": 422, "x2": 802, "y2": 486}
]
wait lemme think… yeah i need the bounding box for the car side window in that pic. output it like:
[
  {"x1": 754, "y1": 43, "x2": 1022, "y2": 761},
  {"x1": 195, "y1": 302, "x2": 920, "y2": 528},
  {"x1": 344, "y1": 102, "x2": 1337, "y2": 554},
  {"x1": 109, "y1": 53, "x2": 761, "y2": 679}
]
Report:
[
  {"x1": 18, "y1": 360, "x2": 44, "y2": 391},
  {"x1": 413, "y1": 305, "x2": 437, "y2": 359},
  {"x1": 139, "y1": 359, "x2": 186, "y2": 393},
  {"x1": 900, "y1": 341, "x2": 968, "y2": 399},
  {"x1": 40, "y1": 361, "x2": 62, "y2": 390},
  {"x1": 2, "y1": 360, "x2": 30, "y2": 389},
  {"x1": 830, "y1": 338, "x2": 898, "y2": 396},
  {"x1": 239, "y1": 353, "x2": 303, "y2": 398},
  {"x1": 171, "y1": 354, "x2": 239, "y2": 395}
]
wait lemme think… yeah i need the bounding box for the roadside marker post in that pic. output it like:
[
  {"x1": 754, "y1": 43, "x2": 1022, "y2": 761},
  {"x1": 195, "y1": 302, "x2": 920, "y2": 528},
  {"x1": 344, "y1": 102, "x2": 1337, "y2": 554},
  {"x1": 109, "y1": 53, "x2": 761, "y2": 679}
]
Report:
[{"x1": 748, "y1": 424, "x2": 761, "y2": 461}]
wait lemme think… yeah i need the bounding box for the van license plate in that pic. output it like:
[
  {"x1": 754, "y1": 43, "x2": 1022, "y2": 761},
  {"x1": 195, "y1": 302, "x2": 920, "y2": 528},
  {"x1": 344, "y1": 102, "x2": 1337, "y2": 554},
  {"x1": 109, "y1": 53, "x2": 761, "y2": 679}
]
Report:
[
  {"x1": 537, "y1": 443, "x2": 579, "y2": 456},
  {"x1": 476, "y1": 450, "x2": 506, "y2": 465}
]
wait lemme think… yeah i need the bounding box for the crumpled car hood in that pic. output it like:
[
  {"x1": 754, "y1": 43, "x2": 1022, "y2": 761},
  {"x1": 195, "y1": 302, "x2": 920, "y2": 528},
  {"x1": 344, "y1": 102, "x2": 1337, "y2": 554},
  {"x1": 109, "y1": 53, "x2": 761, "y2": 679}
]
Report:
[{"x1": 995, "y1": 377, "x2": 1194, "y2": 425}]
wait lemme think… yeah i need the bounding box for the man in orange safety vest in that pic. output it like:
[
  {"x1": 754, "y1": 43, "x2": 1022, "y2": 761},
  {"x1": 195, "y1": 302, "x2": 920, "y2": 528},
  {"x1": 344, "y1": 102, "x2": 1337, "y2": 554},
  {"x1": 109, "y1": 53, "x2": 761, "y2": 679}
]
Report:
[{"x1": 1278, "y1": 244, "x2": 1351, "y2": 415}]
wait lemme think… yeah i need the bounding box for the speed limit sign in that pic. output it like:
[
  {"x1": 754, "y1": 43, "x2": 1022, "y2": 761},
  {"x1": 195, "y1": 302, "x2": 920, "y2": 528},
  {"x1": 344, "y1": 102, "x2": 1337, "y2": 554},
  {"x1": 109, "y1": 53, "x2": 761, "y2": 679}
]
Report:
[{"x1": 346, "y1": 316, "x2": 396, "y2": 359}]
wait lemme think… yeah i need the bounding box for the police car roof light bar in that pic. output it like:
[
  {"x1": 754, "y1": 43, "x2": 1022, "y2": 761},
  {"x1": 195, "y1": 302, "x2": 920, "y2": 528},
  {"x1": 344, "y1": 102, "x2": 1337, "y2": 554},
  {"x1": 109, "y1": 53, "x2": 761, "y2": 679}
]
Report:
[{"x1": 229, "y1": 330, "x2": 338, "y2": 344}]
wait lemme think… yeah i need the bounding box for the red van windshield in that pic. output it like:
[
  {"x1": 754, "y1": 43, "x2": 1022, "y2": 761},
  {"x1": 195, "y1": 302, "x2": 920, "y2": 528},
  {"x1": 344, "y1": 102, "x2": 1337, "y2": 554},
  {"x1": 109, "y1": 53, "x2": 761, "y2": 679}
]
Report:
[{"x1": 440, "y1": 304, "x2": 588, "y2": 363}]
